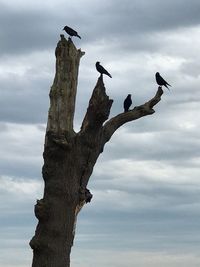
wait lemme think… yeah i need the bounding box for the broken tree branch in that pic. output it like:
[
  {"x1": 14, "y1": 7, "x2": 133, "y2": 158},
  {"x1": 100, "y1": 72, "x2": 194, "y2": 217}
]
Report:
[{"x1": 102, "y1": 86, "x2": 163, "y2": 143}]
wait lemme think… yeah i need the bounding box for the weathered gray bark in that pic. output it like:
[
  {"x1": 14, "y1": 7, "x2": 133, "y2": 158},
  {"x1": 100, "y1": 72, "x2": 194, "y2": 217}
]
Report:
[{"x1": 30, "y1": 35, "x2": 163, "y2": 267}]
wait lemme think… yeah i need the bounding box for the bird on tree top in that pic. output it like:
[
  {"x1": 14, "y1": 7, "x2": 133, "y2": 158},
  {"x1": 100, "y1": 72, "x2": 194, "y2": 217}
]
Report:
[
  {"x1": 155, "y1": 72, "x2": 171, "y2": 90},
  {"x1": 96, "y1": 62, "x2": 112, "y2": 78},
  {"x1": 63, "y1": 25, "x2": 81, "y2": 39}
]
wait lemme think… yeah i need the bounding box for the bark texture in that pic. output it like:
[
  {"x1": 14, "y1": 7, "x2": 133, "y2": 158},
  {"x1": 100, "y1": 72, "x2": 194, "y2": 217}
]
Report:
[{"x1": 30, "y1": 35, "x2": 163, "y2": 267}]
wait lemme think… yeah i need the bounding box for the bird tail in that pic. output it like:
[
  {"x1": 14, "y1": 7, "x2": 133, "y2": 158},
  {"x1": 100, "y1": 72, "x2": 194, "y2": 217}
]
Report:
[
  {"x1": 165, "y1": 84, "x2": 170, "y2": 91},
  {"x1": 105, "y1": 71, "x2": 112, "y2": 78}
]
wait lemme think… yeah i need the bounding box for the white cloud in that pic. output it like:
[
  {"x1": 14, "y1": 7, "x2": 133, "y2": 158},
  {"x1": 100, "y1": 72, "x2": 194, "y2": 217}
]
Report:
[
  {"x1": 72, "y1": 249, "x2": 200, "y2": 267},
  {"x1": 0, "y1": 123, "x2": 44, "y2": 178},
  {"x1": 0, "y1": 176, "x2": 42, "y2": 196}
]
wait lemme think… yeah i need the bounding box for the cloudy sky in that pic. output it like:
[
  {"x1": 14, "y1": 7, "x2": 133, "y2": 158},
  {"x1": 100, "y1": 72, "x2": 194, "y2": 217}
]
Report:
[{"x1": 0, "y1": 0, "x2": 200, "y2": 266}]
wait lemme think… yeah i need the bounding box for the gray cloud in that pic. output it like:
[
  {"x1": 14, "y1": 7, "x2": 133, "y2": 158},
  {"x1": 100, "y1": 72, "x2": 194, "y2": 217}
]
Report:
[
  {"x1": 0, "y1": 0, "x2": 200, "y2": 57},
  {"x1": 0, "y1": 123, "x2": 44, "y2": 178}
]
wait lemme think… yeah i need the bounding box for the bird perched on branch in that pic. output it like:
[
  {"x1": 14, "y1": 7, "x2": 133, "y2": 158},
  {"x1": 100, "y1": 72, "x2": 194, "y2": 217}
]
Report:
[
  {"x1": 123, "y1": 94, "x2": 132, "y2": 112},
  {"x1": 96, "y1": 62, "x2": 112, "y2": 78},
  {"x1": 155, "y1": 72, "x2": 171, "y2": 90},
  {"x1": 63, "y1": 25, "x2": 81, "y2": 39}
]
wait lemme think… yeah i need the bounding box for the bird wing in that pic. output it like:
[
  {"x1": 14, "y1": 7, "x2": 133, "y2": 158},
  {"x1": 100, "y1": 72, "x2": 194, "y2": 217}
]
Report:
[
  {"x1": 65, "y1": 26, "x2": 78, "y2": 36},
  {"x1": 102, "y1": 68, "x2": 110, "y2": 76},
  {"x1": 101, "y1": 66, "x2": 112, "y2": 77},
  {"x1": 159, "y1": 75, "x2": 171, "y2": 86}
]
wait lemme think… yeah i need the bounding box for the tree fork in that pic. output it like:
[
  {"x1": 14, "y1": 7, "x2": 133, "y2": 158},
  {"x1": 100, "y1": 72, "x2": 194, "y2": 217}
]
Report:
[{"x1": 30, "y1": 35, "x2": 163, "y2": 267}]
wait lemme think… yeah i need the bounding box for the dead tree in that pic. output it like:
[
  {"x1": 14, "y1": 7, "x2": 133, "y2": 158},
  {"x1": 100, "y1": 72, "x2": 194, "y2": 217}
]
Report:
[{"x1": 30, "y1": 35, "x2": 163, "y2": 267}]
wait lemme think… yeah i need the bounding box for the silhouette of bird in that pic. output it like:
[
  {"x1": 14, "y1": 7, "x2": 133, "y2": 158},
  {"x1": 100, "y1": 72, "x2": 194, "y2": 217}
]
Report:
[
  {"x1": 96, "y1": 62, "x2": 112, "y2": 78},
  {"x1": 123, "y1": 94, "x2": 132, "y2": 112},
  {"x1": 63, "y1": 25, "x2": 81, "y2": 39},
  {"x1": 155, "y1": 72, "x2": 171, "y2": 90},
  {"x1": 85, "y1": 188, "x2": 93, "y2": 203}
]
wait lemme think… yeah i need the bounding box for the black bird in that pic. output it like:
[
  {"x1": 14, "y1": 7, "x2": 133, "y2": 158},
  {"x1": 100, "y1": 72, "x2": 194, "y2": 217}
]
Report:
[
  {"x1": 85, "y1": 188, "x2": 93, "y2": 203},
  {"x1": 123, "y1": 94, "x2": 132, "y2": 112},
  {"x1": 155, "y1": 72, "x2": 171, "y2": 90},
  {"x1": 63, "y1": 25, "x2": 81, "y2": 39},
  {"x1": 96, "y1": 62, "x2": 112, "y2": 78}
]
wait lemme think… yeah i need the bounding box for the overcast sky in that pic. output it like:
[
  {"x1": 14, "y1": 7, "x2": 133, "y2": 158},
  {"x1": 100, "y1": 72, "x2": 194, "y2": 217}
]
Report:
[{"x1": 0, "y1": 0, "x2": 200, "y2": 267}]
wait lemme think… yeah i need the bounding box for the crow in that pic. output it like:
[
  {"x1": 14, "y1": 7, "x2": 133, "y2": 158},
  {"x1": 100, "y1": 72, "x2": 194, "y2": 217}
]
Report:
[
  {"x1": 63, "y1": 25, "x2": 81, "y2": 39},
  {"x1": 96, "y1": 62, "x2": 112, "y2": 78},
  {"x1": 123, "y1": 94, "x2": 132, "y2": 112},
  {"x1": 155, "y1": 72, "x2": 171, "y2": 90},
  {"x1": 85, "y1": 188, "x2": 93, "y2": 203}
]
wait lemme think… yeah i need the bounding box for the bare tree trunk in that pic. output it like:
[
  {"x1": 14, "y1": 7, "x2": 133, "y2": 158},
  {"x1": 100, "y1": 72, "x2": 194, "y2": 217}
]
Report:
[
  {"x1": 30, "y1": 35, "x2": 85, "y2": 267},
  {"x1": 30, "y1": 35, "x2": 163, "y2": 267}
]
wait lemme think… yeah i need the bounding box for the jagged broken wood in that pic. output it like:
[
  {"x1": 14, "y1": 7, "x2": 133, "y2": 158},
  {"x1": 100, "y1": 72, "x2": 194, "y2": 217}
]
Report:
[{"x1": 30, "y1": 35, "x2": 163, "y2": 267}]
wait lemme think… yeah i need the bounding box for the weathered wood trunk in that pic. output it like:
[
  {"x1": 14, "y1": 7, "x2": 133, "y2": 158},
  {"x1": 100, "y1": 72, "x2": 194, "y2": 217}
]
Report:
[
  {"x1": 30, "y1": 36, "x2": 86, "y2": 267},
  {"x1": 30, "y1": 35, "x2": 163, "y2": 267}
]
